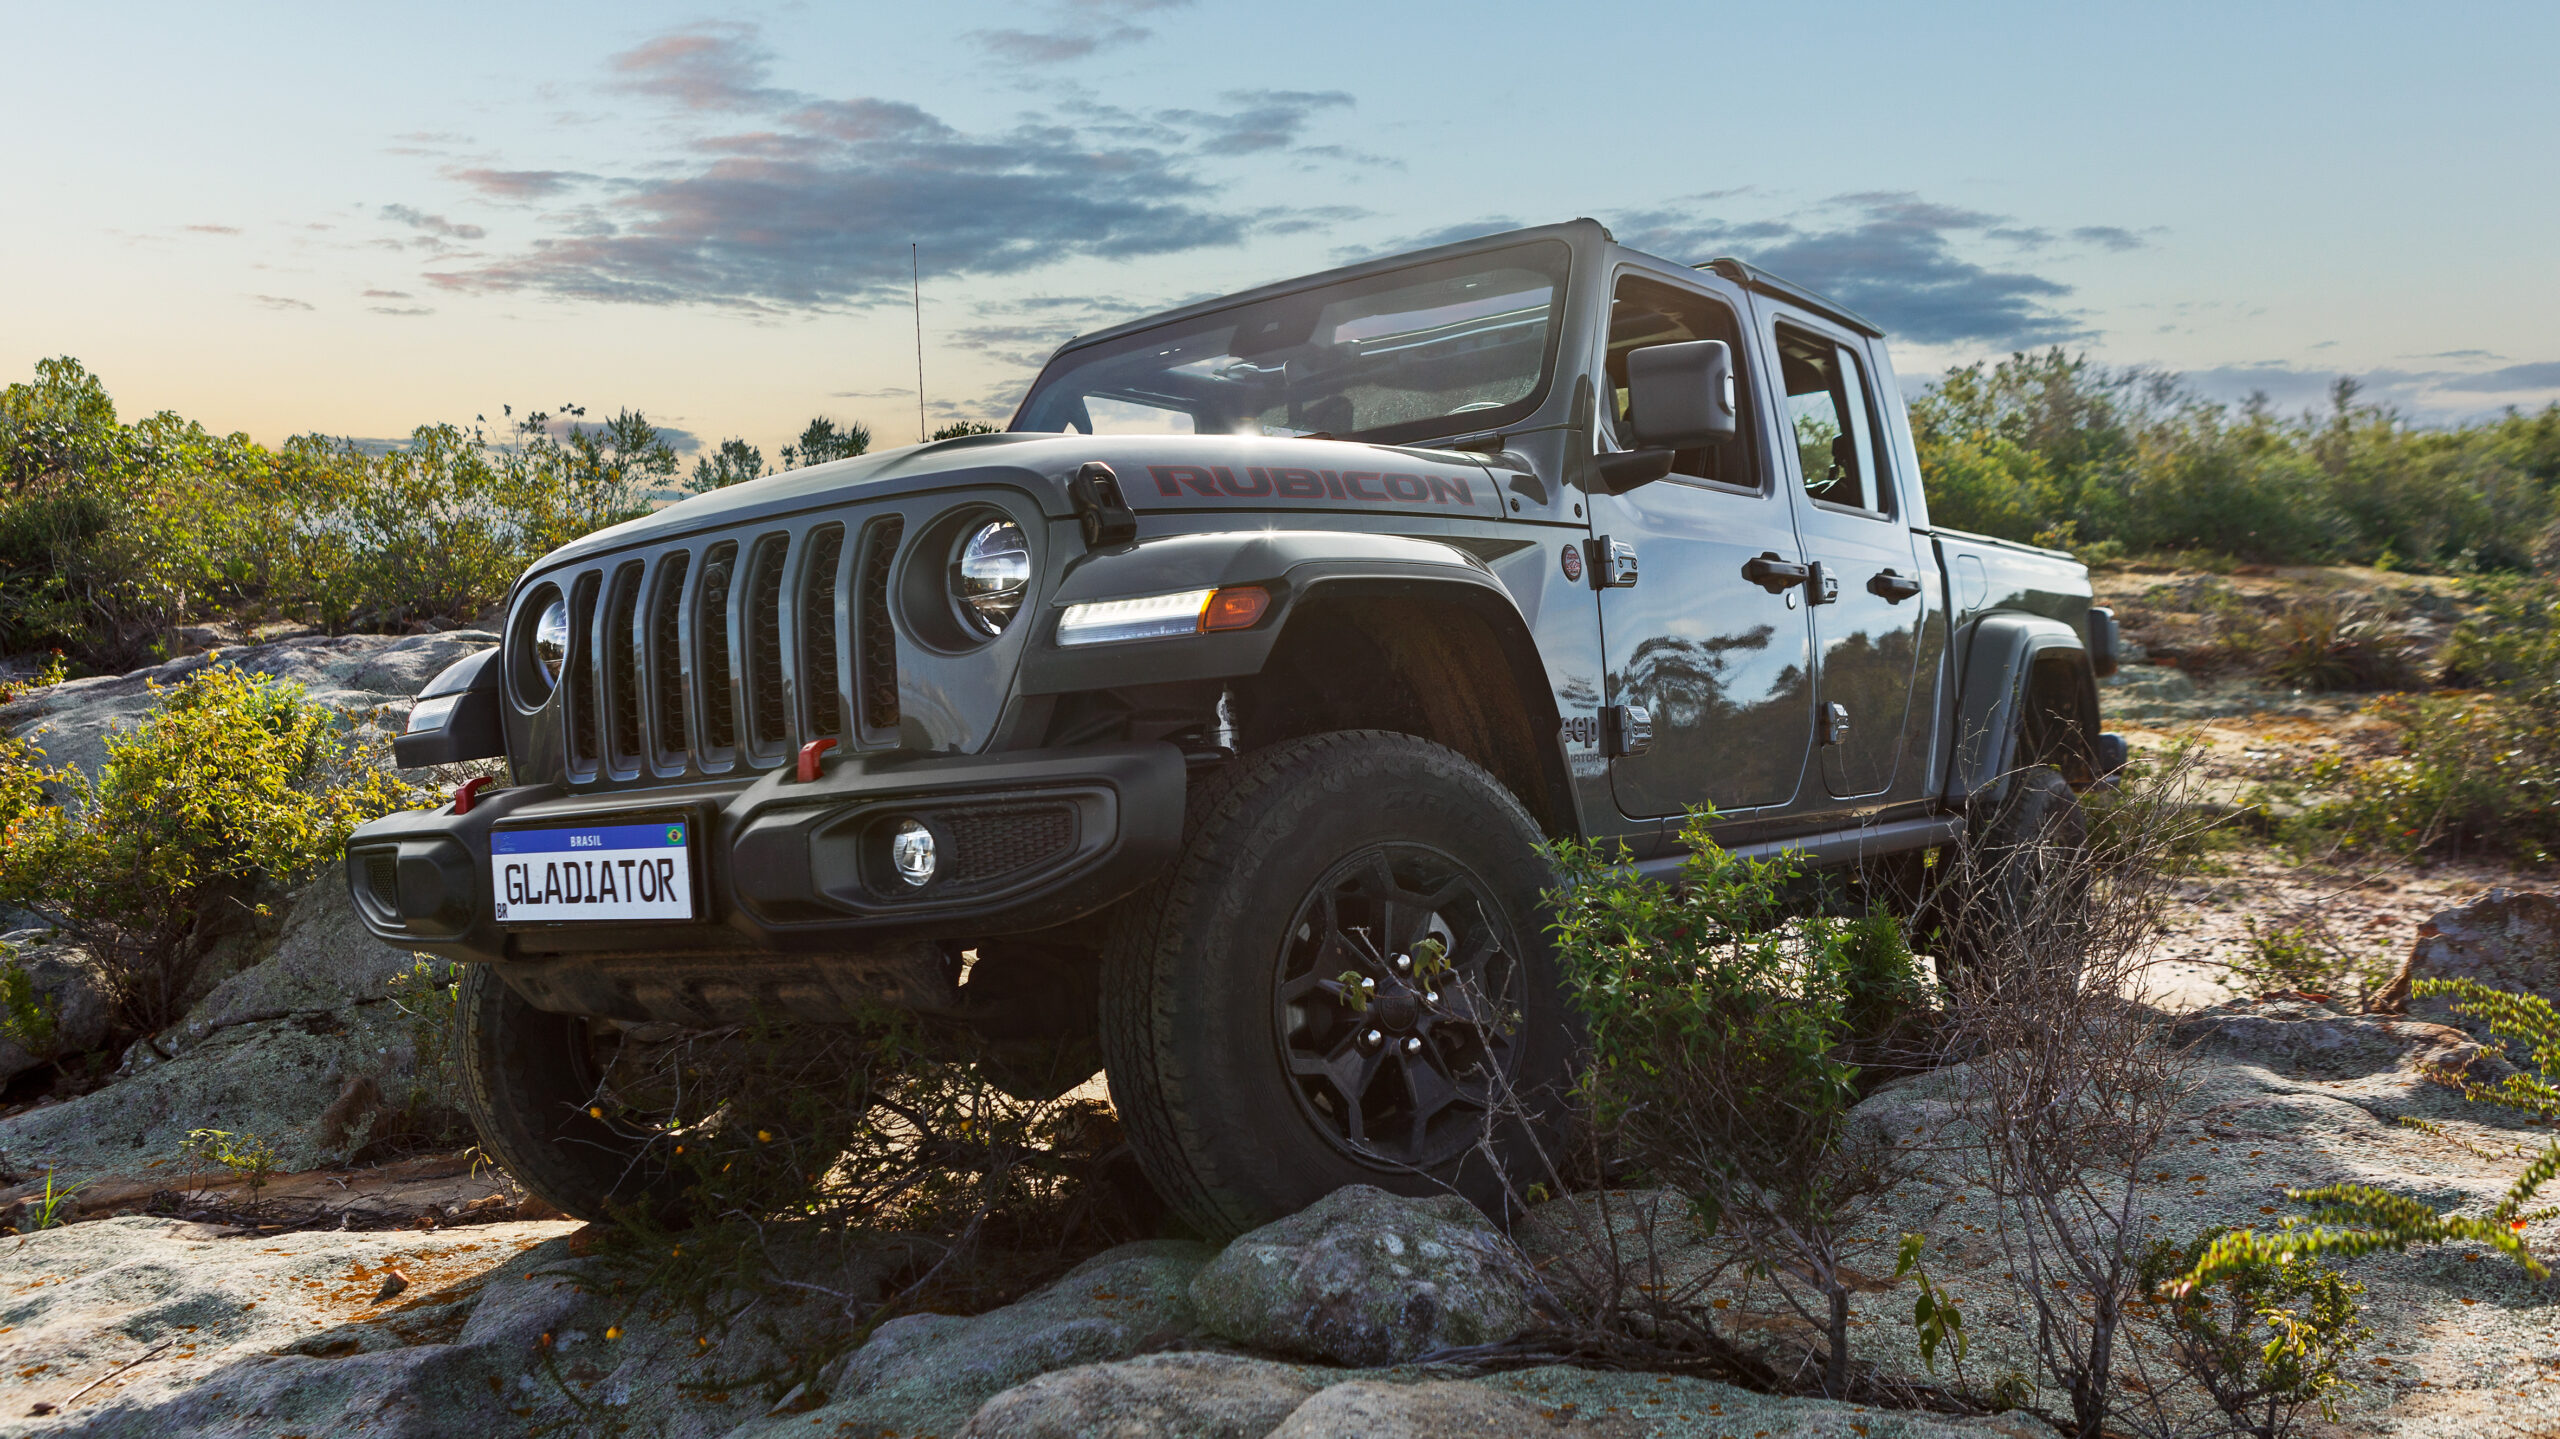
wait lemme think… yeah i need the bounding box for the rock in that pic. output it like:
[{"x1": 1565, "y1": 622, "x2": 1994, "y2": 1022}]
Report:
[
  {"x1": 0, "y1": 1000, "x2": 418, "y2": 1184},
  {"x1": 0, "y1": 631, "x2": 494, "y2": 783},
  {"x1": 1464, "y1": 1367, "x2": 2068, "y2": 1437},
  {"x1": 761, "y1": 1238, "x2": 1216, "y2": 1438},
  {"x1": 1189, "y1": 1185, "x2": 1537, "y2": 1367},
  {"x1": 2178, "y1": 993, "x2": 2502, "y2": 1083},
  {"x1": 183, "y1": 877, "x2": 422, "y2": 1035},
  {"x1": 1266, "y1": 1379, "x2": 1623, "y2": 1437},
  {"x1": 957, "y1": 1352, "x2": 1322, "y2": 1438},
  {"x1": 0, "y1": 942, "x2": 112, "y2": 1082},
  {"x1": 2369, "y1": 888, "x2": 2560, "y2": 1017},
  {"x1": 0, "y1": 1214, "x2": 922, "y2": 1437}
]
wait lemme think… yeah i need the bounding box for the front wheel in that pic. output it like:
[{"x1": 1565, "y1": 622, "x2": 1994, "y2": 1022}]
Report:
[
  {"x1": 455, "y1": 965, "x2": 681, "y2": 1222},
  {"x1": 1100, "y1": 732, "x2": 1579, "y2": 1239},
  {"x1": 1935, "y1": 764, "x2": 2090, "y2": 989}
]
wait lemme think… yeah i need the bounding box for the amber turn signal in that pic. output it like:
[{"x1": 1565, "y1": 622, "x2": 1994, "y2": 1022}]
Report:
[{"x1": 1202, "y1": 586, "x2": 1269, "y2": 632}]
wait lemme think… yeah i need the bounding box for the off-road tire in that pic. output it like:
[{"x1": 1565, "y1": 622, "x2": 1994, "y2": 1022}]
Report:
[
  {"x1": 1937, "y1": 764, "x2": 2090, "y2": 988},
  {"x1": 1100, "y1": 731, "x2": 1577, "y2": 1239},
  {"x1": 457, "y1": 964, "x2": 679, "y2": 1222}
]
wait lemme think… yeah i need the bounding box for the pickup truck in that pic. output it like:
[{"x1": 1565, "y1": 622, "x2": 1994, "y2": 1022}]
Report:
[{"x1": 351, "y1": 218, "x2": 2124, "y2": 1237}]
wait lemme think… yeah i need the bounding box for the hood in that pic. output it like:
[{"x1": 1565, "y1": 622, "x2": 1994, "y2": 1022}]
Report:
[{"x1": 539, "y1": 431, "x2": 1508, "y2": 569}]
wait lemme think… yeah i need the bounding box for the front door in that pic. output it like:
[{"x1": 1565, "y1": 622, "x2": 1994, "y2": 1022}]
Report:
[
  {"x1": 1593, "y1": 271, "x2": 1816, "y2": 819},
  {"x1": 1770, "y1": 320, "x2": 1927, "y2": 799}
]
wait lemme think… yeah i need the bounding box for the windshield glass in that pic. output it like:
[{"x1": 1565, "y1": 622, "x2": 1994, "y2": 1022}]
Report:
[{"x1": 1011, "y1": 240, "x2": 1570, "y2": 447}]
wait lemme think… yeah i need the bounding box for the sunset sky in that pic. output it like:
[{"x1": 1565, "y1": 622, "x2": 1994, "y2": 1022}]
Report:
[{"x1": 7, "y1": 0, "x2": 2556, "y2": 459}]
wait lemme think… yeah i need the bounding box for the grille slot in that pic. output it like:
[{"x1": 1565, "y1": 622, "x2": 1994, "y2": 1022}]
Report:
[
  {"x1": 801, "y1": 524, "x2": 846, "y2": 739},
  {"x1": 742, "y1": 535, "x2": 790, "y2": 750},
  {"x1": 696, "y1": 541, "x2": 739, "y2": 754},
  {"x1": 604, "y1": 562, "x2": 644, "y2": 768},
  {"x1": 943, "y1": 806, "x2": 1076, "y2": 887},
  {"x1": 565, "y1": 571, "x2": 602, "y2": 770},
  {"x1": 649, "y1": 550, "x2": 691, "y2": 760},
  {"x1": 365, "y1": 852, "x2": 399, "y2": 914},
  {"x1": 857, "y1": 517, "x2": 903, "y2": 736}
]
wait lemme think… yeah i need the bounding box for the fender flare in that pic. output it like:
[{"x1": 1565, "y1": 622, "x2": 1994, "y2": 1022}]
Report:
[
  {"x1": 1013, "y1": 529, "x2": 1575, "y2": 833},
  {"x1": 1946, "y1": 613, "x2": 2102, "y2": 808}
]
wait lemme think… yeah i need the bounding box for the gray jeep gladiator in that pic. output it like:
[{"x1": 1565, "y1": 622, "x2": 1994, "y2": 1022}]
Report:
[{"x1": 350, "y1": 218, "x2": 2123, "y2": 1236}]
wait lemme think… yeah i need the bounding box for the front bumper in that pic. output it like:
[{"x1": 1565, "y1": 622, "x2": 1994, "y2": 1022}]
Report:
[{"x1": 344, "y1": 742, "x2": 1187, "y2": 965}]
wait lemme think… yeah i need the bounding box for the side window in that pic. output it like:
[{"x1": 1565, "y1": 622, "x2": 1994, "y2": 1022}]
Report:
[
  {"x1": 1605, "y1": 275, "x2": 1758, "y2": 490},
  {"x1": 1776, "y1": 326, "x2": 1886, "y2": 515}
]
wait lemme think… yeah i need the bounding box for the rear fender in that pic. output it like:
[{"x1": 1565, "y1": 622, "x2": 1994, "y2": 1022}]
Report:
[{"x1": 1947, "y1": 614, "x2": 2102, "y2": 806}]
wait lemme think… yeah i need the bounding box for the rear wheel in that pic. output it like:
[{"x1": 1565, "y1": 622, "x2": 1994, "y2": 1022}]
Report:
[
  {"x1": 456, "y1": 964, "x2": 681, "y2": 1222},
  {"x1": 1101, "y1": 731, "x2": 1577, "y2": 1239},
  {"x1": 1936, "y1": 764, "x2": 2090, "y2": 989}
]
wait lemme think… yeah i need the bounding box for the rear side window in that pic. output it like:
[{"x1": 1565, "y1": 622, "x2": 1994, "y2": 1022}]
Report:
[
  {"x1": 1605, "y1": 275, "x2": 1758, "y2": 490},
  {"x1": 1777, "y1": 326, "x2": 1887, "y2": 515}
]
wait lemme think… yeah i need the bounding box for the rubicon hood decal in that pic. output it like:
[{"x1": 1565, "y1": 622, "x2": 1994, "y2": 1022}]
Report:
[{"x1": 1146, "y1": 463, "x2": 1483, "y2": 508}]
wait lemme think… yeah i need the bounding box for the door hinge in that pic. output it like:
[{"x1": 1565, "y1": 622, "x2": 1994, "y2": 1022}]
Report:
[
  {"x1": 1585, "y1": 536, "x2": 1639, "y2": 589},
  {"x1": 1603, "y1": 702, "x2": 1652, "y2": 758},
  {"x1": 1821, "y1": 701, "x2": 1851, "y2": 746}
]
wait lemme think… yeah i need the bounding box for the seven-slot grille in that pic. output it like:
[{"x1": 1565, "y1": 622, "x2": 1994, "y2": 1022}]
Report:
[{"x1": 542, "y1": 518, "x2": 905, "y2": 782}]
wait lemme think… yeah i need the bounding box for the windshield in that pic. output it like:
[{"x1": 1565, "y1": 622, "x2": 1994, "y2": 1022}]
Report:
[{"x1": 1011, "y1": 240, "x2": 1570, "y2": 447}]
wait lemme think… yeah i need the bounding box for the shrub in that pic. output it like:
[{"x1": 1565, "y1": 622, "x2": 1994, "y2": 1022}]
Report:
[
  {"x1": 1544, "y1": 815, "x2": 1922, "y2": 1395},
  {"x1": 2138, "y1": 1229, "x2": 2370, "y2": 1439},
  {"x1": 0, "y1": 668, "x2": 415, "y2": 1034},
  {"x1": 2261, "y1": 596, "x2": 2424, "y2": 692}
]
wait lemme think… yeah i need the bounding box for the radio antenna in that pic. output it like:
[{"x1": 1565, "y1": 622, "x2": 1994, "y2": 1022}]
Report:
[{"x1": 912, "y1": 244, "x2": 926, "y2": 443}]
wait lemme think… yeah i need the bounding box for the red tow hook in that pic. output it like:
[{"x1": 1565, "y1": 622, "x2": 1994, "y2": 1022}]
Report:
[
  {"x1": 451, "y1": 775, "x2": 494, "y2": 815},
  {"x1": 795, "y1": 737, "x2": 839, "y2": 783}
]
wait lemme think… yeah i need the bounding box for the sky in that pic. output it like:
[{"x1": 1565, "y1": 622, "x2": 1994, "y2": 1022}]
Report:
[{"x1": 5, "y1": 0, "x2": 2557, "y2": 462}]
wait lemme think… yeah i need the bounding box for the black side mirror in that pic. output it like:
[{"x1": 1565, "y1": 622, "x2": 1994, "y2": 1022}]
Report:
[{"x1": 1625, "y1": 339, "x2": 1739, "y2": 450}]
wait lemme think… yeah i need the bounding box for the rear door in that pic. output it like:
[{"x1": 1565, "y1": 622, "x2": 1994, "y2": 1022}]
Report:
[
  {"x1": 1592, "y1": 269, "x2": 1816, "y2": 818},
  {"x1": 1766, "y1": 316, "x2": 1928, "y2": 799}
]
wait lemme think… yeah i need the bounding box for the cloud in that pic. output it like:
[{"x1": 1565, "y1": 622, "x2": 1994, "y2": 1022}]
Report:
[
  {"x1": 609, "y1": 25, "x2": 791, "y2": 111},
  {"x1": 433, "y1": 26, "x2": 1335, "y2": 309},
  {"x1": 449, "y1": 168, "x2": 591, "y2": 201},
  {"x1": 1331, "y1": 216, "x2": 1525, "y2": 262},
  {"x1": 973, "y1": 0, "x2": 1189, "y2": 64},
  {"x1": 185, "y1": 223, "x2": 242, "y2": 235},
  {"x1": 363, "y1": 288, "x2": 413, "y2": 299},
  {"x1": 1161, "y1": 89, "x2": 1351, "y2": 156},
  {"x1": 369, "y1": 306, "x2": 435, "y2": 317},
  {"x1": 252, "y1": 294, "x2": 314, "y2": 311},
  {"x1": 2442, "y1": 361, "x2": 2560, "y2": 392},
  {"x1": 2070, "y1": 225, "x2": 2145, "y2": 252},
  {"x1": 1611, "y1": 192, "x2": 2099, "y2": 348},
  {"x1": 381, "y1": 204, "x2": 486, "y2": 241}
]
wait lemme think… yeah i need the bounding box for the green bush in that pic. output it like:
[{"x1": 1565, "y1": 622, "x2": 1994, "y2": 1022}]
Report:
[
  {"x1": 0, "y1": 668, "x2": 415, "y2": 1034},
  {"x1": 1544, "y1": 814, "x2": 1924, "y2": 1394},
  {"x1": 1912, "y1": 351, "x2": 2560, "y2": 570},
  {"x1": 2139, "y1": 1229, "x2": 2370, "y2": 1439}
]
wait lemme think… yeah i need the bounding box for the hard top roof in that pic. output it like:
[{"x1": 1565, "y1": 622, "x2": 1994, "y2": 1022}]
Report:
[{"x1": 1049, "y1": 218, "x2": 1882, "y2": 358}]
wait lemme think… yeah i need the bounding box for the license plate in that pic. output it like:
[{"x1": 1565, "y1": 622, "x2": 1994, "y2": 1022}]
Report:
[{"x1": 492, "y1": 821, "x2": 695, "y2": 923}]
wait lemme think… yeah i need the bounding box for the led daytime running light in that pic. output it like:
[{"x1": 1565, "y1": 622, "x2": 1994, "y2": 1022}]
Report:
[{"x1": 1057, "y1": 588, "x2": 1216, "y2": 646}]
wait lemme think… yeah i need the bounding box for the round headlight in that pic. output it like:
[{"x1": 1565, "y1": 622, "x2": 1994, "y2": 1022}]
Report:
[
  {"x1": 533, "y1": 598, "x2": 572, "y2": 686},
  {"x1": 951, "y1": 520, "x2": 1030, "y2": 637}
]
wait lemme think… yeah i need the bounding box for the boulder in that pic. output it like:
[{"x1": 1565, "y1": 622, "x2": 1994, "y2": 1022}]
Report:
[
  {"x1": 957, "y1": 1352, "x2": 1322, "y2": 1438},
  {"x1": 1264, "y1": 1379, "x2": 1623, "y2": 1437},
  {"x1": 0, "y1": 942, "x2": 112, "y2": 1083},
  {"x1": 2369, "y1": 887, "x2": 2560, "y2": 1017},
  {"x1": 1, "y1": 630, "x2": 494, "y2": 782},
  {"x1": 1189, "y1": 1185, "x2": 1537, "y2": 1366},
  {"x1": 184, "y1": 877, "x2": 422, "y2": 1035},
  {"x1": 756, "y1": 1238, "x2": 1216, "y2": 1438}
]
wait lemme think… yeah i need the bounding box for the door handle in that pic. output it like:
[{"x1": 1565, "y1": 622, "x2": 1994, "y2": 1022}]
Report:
[
  {"x1": 1867, "y1": 568, "x2": 1924, "y2": 603},
  {"x1": 1741, "y1": 552, "x2": 1810, "y2": 594}
]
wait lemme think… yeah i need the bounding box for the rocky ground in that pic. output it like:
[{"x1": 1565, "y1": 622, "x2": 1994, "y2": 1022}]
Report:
[{"x1": 1, "y1": 600, "x2": 2556, "y2": 1436}]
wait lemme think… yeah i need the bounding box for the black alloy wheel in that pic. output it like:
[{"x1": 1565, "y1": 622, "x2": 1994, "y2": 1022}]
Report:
[
  {"x1": 1273, "y1": 844, "x2": 1521, "y2": 1170},
  {"x1": 1101, "y1": 730, "x2": 1577, "y2": 1239}
]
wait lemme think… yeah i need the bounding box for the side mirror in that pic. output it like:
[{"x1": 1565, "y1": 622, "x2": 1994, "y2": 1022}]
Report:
[{"x1": 1625, "y1": 340, "x2": 1739, "y2": 450}]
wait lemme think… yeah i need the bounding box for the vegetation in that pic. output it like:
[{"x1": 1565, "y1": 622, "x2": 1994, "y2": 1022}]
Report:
[
  {"x1": 1912, "y1": 352, "x2": 2560, "y2": 570},
  {"x1": 183, "y1": 1126, "x2": 281, "y2": 1201},
  {"x1": 1544, "y1": 815, "x2": 1927, "y2": 1396},
  {"x1": 2138, "y1": 1230, "x2": 2370, "y2": 1439},
  {"x1": 0, "y1": 668, "x2": 413, "y2": 1034}
]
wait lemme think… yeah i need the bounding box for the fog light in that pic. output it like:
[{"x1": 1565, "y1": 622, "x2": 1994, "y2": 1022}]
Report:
[{"x1": 890, "y1": 819, "x2": 937, "y2": 888}]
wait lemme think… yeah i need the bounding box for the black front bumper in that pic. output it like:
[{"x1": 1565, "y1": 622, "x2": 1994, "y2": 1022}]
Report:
[{"x1": 344, "y1": 742, "x2": 1188, "y2": 965}]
